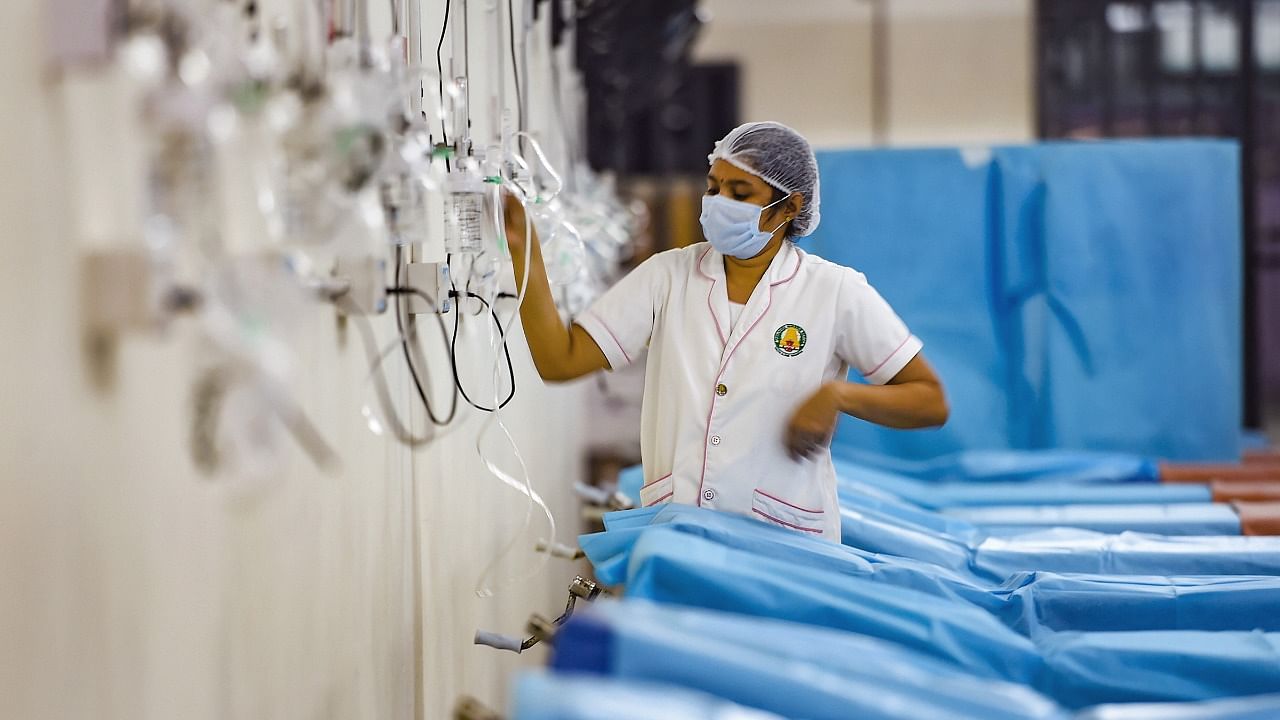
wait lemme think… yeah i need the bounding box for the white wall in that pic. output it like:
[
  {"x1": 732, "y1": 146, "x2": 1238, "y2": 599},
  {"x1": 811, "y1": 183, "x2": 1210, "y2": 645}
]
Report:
[
  {"x1": 0, "y1": 1, "x2": 586, "y2": 718},
  {"x1": 693, "y1": 0, "x2": 1034, "y2": 148}
]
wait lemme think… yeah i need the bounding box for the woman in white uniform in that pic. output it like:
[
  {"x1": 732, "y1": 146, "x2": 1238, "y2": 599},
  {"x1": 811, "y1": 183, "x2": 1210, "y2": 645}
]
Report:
[{"x1": 506, "y1": 121, "x2": 948, "y2": 542}]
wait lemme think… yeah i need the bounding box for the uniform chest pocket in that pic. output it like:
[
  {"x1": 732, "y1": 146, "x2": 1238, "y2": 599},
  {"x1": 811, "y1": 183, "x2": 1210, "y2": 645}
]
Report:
[
  {"x1": 640, "y1": 473, "x2": 674, "y2": 507},
  {"x1": 751, "y1": 489, "x2": 825, "y2": 535}
]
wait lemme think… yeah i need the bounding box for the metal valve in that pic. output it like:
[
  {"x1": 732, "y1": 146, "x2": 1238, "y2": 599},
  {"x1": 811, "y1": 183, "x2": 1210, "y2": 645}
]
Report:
[{"x1": 473, "y1": 576, "x2": 609, "y2": 654}]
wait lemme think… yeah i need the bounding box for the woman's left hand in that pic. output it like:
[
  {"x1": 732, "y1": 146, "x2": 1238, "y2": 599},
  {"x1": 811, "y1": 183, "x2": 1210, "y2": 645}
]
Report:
[{"x1": 785, "y1": 382, "x2": 841, "y2": 461}]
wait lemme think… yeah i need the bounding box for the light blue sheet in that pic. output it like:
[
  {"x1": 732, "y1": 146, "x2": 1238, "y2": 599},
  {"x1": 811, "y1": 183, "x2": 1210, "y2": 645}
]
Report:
[
  {"x1": 604, "y1": 486, "x2": 1280, "y2": 581},
  {"x1": 946, "y1": 503, "x2": 1241, "y2": 536},
  {"x1": 836, "y1": 448, "x2": 1161, "y2": 484},
  {"x1": 808, "y1": 141, "x2": 1241, "y2": 461},
  {"x1": 617, "y1": 465, "x2": 643, "y2": 503},
  {"x1": 512, "y1": 672, "x2": 786, "y2": 720},
  {"x1": 810, "y1": 147, "x2": 1007, "y2": 457},
  {"x1": 836, "y1": 459, "x2": 1212, "y2": 510},
  {"x1": 1080, "y1": 693, "x2": 1280, "y2": 719},
  {"x1": 622, "y1": 461, "x2": 1214, "y2": 513},
  {"x1": 837, "y1": 489, "x2": 1280, "y2": 579},
  {"x1": 625, "y1": 528, "x2": 1042, "y2": 683},
  {"x1": 514, "y1": 672, "x2": 1280, "y2": 720},
  {"x1": 550, "y1": 600, "x2": 1065, "y2": 720},
  {"x1": 620, "y1": 528, "x2": 1280, "y2": 707},
  {"x1": 1036, "y1": 631, "x2": 1280, "y2": 707},
  {"x1": 992, "y1": 143, "x2": 1241, "y2": 462},
  {"x1": 582, "y1": 505, "x2": 1280, "y2": 634}
]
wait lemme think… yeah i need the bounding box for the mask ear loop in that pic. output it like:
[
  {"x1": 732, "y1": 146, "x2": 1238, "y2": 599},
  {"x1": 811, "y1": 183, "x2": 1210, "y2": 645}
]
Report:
[{"x1": 761, "y1": 193, "x2": 793, "y2": 236}]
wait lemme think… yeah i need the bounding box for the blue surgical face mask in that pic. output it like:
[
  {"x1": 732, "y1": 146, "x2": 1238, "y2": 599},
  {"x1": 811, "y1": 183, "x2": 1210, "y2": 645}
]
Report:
[{"x1": 700, "y1": 194, "x2": 790, "y2": 259}]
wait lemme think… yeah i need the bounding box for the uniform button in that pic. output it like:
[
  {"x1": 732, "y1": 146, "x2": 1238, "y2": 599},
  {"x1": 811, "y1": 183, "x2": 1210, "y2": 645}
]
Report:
[
  {"x1": 710, "y1": 435, "x2": 721, "y2": 446},
  {"x1": 715, "y1": 383, "x2": 728, "y2": 397},
  {"x1": 703, "y1": 488, "x2": 716, "y2": 502}
]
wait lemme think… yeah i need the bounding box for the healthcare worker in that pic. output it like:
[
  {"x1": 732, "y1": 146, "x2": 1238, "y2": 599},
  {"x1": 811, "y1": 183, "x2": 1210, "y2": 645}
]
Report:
[{"x1": 505, "y1": 121, "x2": 948, "y2": 541}]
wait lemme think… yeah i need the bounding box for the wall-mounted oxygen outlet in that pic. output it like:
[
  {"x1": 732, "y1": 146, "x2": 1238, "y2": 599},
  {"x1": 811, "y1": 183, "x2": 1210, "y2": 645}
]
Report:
[
  {"x1": 81, "y1": 249, "x2": 168, "y2": 334},
  {"x1": 81, "y1": 249, "x2": 201, "y2": 333},
  {"x1": 405, "y1": 261, "x2": 453, "y2": 314},
  {"x1": 333, "y1": 255, "x2": 388, "y2": 316},
  {"x1": 80, "y1": 249, "x2": 199, "y2": 390}
]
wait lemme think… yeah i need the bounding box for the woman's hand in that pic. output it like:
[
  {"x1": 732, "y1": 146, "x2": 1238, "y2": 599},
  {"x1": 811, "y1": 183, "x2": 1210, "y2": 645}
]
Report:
[
  {"x1": 785, "y1": 381, "x2": 841, "y2": 461},
  {"x1": 783, "y1": 358, "x2": 947, "y2": 460}
]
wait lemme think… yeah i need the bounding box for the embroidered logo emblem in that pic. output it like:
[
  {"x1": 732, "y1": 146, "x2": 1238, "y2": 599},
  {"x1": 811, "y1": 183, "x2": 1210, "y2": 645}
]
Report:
[{"x1": 773, "y1": 324, "x2": 807, "y2": 357}]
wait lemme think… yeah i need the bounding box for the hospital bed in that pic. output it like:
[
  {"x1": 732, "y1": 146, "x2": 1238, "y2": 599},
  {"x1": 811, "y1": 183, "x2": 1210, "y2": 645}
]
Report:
[
  {"x1": 600, "y1": 526, "x2": 1280, "y2": 707},
  {"x1": 580, "y1": 504, "x2": 1280, "y2": 634}
]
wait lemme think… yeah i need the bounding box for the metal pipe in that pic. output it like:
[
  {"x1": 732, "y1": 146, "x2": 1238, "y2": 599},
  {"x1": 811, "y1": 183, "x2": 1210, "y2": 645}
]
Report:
[
  {"x1": 494, "y1": 0, "x2": 508, "y2": 147},
  {"x1": 869, "y1": 0, "x2": 889, "y2": 146},
  {"x1": 407, "y1": 0, "x2": 424, "y2": 113},
  {"x1": 1240, "y1": 0, "x2": 1261, "y2": 429},
  {"x1": 389, "y1": 0, "x2": 403, "y2": 36},
  {"x1": 330, "y1": 0, "x2": 356, "y2": 38},
  {"x1": 450, "y1": 0, "x2": 472, "y2": 155}
]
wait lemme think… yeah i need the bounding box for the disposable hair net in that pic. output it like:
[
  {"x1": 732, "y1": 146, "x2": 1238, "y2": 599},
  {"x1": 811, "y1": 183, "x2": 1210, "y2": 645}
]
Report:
[{"x1": 708, "y1": 121, "x2": 821, "y2": 237}]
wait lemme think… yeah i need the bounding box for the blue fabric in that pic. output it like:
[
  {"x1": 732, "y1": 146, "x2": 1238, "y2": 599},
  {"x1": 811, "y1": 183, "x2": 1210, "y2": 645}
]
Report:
[
  {"x1": 837, "y1": 487, "x2": 1280, "y2": 579},
  {"x1": 836, "y1": 459, "x2": 1212, "y2": 509},
  {"x1": 551, "y1": 600, "x2": 1065, "y2": 720},
  {"x1": 618, "y1": 465, "x2": 643, "y2": 503},
  {"x1": 970, "y1": 529, "x2": 1280, "y2": 580},
  {"x1": 1079, "y1": 693, "x2": 1280, "y2": 719},
  {"x1": 836, "y1": 448, "x2": 1161, "y2": 485},
  {"x1": 625, "y1": 447, "x2": 1199, "y2": 517},
  {"x1": 992, "y1": 143, "x2": 1241, "y2": 462},
  {"x1": 1009, "y1": 573, "x2": 1280, "y2": 636},
  {"x1": 810, "y1": 148, "x2": 1006, "y2": 457},
  {"x1": 1241, "y1": 430, "x2": 1272, "y2": 452},
  {"x1": 1036, "y1": 631, "x2": 1280, "y2": 707},
  {"x1": 618, "y1": 528, "x2": 1280, "y2": 707},
  {"x1": 946, "y1": 503, "x2": 1241, "y2": 536},
  {"x1": 808, "y1": 141, "x2": 1241, "y2": 461},
  {"x1": 624, "y1": 459, "x2": 1211, "y2": 512},
  {"x1": 625, "y1": 528, "x2": 1042, "y2": 683},
  {"x1": 512, "y1": 672, "x2": 787, "y2": 720},
  {"x1": 582, "y1": 506, "x2": 1280, "y2": 634}
]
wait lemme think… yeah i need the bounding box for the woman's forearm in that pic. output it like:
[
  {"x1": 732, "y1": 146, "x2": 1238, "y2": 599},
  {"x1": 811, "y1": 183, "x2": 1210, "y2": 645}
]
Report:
[
  {"x1": 828, "y1": 379, "x2": 949, "y2": 429},
  {"x1": 511, "y1": 227, "x2": 563, "y2": 368},
  {"x1": 507, "y1": 207, "x2": 608, "y2": 382}
]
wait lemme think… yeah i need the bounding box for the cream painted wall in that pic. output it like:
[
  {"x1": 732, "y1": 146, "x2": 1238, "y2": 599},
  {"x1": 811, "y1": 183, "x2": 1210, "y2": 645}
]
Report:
[
  {"x1": 1, "y1": 1, "x2": 586, "y2": 718},
  {"x1": 887, "y1": 0, "x2": 1034, "y2": 145},
  {"x1": 694, "y1": 13, "x2": 877, "y2": 148},
  {"x1": 694, "y1": 0, "x2": 1034, "y2": 148}
]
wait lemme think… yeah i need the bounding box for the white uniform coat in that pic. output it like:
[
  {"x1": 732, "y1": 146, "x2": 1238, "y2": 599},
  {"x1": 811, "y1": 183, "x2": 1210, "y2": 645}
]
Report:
[{"x1": 576, "y1": 241, "x2": 922, "y2": 541}]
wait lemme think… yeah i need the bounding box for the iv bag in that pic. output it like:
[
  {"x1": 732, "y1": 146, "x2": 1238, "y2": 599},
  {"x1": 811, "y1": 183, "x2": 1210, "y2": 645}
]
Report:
[{"x1": 446, "y1": 169, "x2": 486, "y2": 254}]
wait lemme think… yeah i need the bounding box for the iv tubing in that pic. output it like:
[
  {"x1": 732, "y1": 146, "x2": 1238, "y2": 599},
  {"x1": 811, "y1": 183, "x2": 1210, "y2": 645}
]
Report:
[
  {"x1": 473, "y1": 182, "x2": 555, "y2": 597},
  {"x1": 344, "y1": 295, "x2": 435, "y2": 447}
]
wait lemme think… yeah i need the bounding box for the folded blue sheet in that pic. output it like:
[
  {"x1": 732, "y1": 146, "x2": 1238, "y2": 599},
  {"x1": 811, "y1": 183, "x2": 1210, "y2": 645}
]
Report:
[
  {"x1": 619, "y1": 528, "x2": 1280, "y2": 706},
  {"x1": 550, "y1": 600, "x2": 1065, "y2": 720},
  {"x1": 581, "y1": 505, "x2": 1280, "y2": 634}
]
